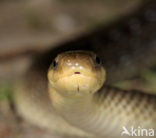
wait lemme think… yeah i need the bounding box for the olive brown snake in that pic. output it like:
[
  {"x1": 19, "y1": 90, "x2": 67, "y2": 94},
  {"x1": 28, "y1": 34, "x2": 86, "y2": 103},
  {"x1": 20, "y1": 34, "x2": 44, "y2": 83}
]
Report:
[{"x1": 14, "y1": 50, "x2": 156, "y2": 138}]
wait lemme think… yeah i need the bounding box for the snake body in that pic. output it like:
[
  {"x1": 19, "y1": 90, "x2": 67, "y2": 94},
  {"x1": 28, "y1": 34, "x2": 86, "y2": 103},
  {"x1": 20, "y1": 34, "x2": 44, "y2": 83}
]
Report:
[{"x1": 48, "y1": 51, "x2": 156, "y2": 138}]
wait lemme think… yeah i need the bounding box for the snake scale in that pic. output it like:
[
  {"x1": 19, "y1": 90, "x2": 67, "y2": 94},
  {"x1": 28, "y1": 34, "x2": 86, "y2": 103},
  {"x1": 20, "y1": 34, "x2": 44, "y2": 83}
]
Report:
[{"x1": 14, "y1": 1, "x2": 156, "y2": 138}]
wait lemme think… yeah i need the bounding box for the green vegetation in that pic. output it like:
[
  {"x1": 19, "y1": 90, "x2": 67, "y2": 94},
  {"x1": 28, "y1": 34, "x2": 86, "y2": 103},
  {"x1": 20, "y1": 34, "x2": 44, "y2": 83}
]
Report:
[{"x1": 0, "y1": 82, "x2": 13, "y2": 101}]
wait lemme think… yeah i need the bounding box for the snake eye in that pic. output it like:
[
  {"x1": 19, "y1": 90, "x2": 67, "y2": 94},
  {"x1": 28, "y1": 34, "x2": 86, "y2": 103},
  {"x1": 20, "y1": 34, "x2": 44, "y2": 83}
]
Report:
[
  {"x1": 53, "y1": 60, "x2": 58, "y2": 69},
  {"x1": 95, "y1": 56, "x2": 101, "y2": 64}
]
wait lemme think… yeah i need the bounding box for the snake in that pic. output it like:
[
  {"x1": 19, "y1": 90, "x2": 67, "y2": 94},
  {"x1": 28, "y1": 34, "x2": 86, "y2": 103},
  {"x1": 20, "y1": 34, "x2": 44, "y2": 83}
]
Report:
[
  {"x1": 14, "y1": 50, "x2": 156, "y2": 138},
  {"x1": 13, "y1": 1, "x2": 156, "y2": 138}
]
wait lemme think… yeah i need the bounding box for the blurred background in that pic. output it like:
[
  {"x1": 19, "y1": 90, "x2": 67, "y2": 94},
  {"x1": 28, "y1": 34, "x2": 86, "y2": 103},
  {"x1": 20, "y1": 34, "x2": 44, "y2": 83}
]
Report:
[
  {"x1": 0, "y1": 0, "x2": 142, "y2": 80},
  {"x1": 0, "y1": 0, "x2": 155, "y2": 138}
]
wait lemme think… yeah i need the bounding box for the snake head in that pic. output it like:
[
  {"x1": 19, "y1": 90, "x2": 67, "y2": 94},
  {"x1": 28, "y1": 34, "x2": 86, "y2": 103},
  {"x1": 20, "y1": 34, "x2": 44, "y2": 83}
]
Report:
[{"x1": 48, "y1": 51, "x2": 106, "y2": 97}]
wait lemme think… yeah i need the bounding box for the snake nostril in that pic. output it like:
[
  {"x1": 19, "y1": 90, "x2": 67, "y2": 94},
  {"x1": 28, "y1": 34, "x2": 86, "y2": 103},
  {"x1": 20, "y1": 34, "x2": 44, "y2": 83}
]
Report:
[{"x1": 74, "y1": 72, "x2": 81, "y2": 74}]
